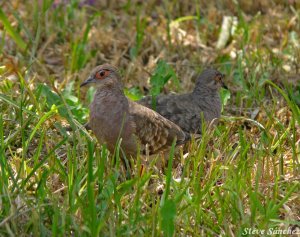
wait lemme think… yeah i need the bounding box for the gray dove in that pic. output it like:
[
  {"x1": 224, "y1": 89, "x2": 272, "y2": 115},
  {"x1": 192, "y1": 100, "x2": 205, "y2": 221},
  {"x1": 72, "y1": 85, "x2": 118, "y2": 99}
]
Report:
[
  {"x1": 80, "y1": 64, "x2": 190, "y2": 157},
  {"x1": 138, "y1": 69, "x2": 226, "y2": 134}
]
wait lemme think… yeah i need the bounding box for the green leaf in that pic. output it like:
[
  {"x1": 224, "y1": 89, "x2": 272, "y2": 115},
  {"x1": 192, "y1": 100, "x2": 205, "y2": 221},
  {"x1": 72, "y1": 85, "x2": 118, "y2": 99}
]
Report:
[
  {"x1": 39, "y1": 83, "x2": 88, "y2": 124},
  {"x1": 150, "y1": 60, "x2": 179, "y2": 96},
  {"x1": 124, "y1": 87, "x2": 143, "y2": 101},
  {"x1": 220, "y1": 87, "x2": 231, "y2": 110},
  {"x1": 0, "y1": 8, "x2": 27, "y2": 51},
  {"x1": 160, "y1": 199, "x2": 176, "y2": 237},
  {"x1": 39, "y1": 84, "x2": 68, "y2": 118},
  {"x1": 87, "y1": 86, "x2": 96, "y2": 104}
]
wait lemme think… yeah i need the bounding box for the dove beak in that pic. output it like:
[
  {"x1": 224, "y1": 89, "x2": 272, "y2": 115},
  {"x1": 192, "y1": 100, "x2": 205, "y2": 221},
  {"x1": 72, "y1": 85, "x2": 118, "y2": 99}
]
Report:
[
  {"x1": 221, "y1": 81, "x2": 228, "y2": 90},
  {"x1": 220, "y1": 74, "x2": 228, "y2": 90},
  {"x1": 80, "y1": 76, "x2": 96, "y2": 87}
]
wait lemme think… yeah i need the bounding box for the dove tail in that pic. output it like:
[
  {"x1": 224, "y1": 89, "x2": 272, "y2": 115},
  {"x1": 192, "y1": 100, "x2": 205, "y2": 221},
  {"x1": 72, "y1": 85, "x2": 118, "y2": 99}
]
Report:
[{"x1": 176, "y1": 132, "x2": 190, "y2": 146}]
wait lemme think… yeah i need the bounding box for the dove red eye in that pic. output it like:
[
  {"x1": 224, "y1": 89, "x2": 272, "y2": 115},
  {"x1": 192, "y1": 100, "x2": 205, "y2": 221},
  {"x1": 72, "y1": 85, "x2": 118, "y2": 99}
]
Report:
[
  {"x1": 215, "y1": 73, "x2": 224, "y2": 82},
  {"x1": 95, "y1": 69, "x2": 110, "y2": 80}
]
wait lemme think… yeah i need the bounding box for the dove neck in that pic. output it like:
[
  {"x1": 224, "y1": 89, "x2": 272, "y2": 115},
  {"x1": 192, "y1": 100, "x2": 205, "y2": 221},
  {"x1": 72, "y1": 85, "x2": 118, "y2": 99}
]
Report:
[
  {"x1": 192, "y1": 85, "x2": 221, "y2": 118},
  {"x1": 96, "y1": 82, "x2": 125, "y2": 97},
  {"x1": 93, "y1": 83, "x2": 128, "y2": 110},
  {"x1": 192, "y1": 84, "x2": 217, "y2": 96}
]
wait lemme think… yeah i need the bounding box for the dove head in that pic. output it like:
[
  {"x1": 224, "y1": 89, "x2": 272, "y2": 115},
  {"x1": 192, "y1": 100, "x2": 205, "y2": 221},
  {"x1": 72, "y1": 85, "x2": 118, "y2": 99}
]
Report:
[
  {"x1": 80, "y1": 64, "x2": 122, "y2": 89},
  {"x1": 194, "y1": 69, "x2": 227, "y2": 93}
]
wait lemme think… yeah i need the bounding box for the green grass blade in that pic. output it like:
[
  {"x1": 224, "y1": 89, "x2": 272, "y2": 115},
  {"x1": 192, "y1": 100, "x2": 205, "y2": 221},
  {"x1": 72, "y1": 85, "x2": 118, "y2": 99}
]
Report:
[{"x1": 0, "y1": 8, "x2": 27, "y2": 51}]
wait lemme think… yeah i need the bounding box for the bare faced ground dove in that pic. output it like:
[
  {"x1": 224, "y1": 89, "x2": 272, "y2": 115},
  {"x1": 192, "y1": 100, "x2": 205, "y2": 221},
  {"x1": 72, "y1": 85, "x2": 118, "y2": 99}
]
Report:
[
  {"x1": 80, "y1": 64, "x2": 190, "y2": 157},
  {"x1": 138, "y1": 69, "x2": 226, "y2": 134}
]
